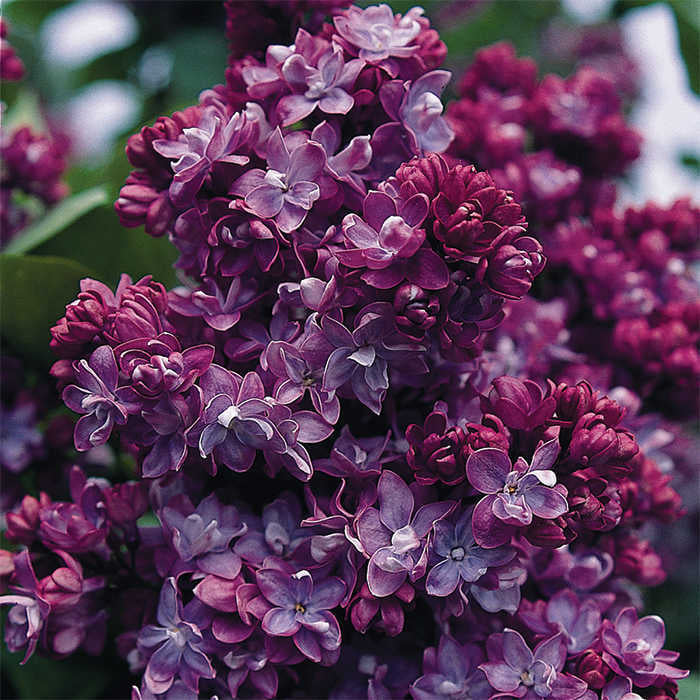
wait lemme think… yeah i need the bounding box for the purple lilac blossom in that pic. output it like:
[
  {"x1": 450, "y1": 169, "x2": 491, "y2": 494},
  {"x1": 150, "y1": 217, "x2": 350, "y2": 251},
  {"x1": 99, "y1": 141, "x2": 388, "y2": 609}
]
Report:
[
  {"x1": 138, "y1": 578, "x2": 214, "y2": 694},
  {"x1": 189, "y1": 366, "x2": 287, "y2": 473},
  {"x1": 480, "y1": 628, "x2": 589, "y2": 698},
  {"x1": 4, "y1": 3, "x2": 694, "y2": 697},
  {"x1": 356, "y1": 470, "x2": 454, "y2": 596},
  {"x1": 333, "y1": 4, "x2": 422, "y2": 69},
  {"x1": 600, "y1": 607, "x2": 688, "y2": 688},
  {"x1": 277, "y1": 41, "x2": 364, "y2": 125},
  {"x1": 425, "y1": 507, "x2": 515, "y2": 597},
  {"x1": 62, "y1": 346, "x2": 139, "y2": 451},
  {"x1": 257, "y1": 568, "x2": 345, "y2": 662},
  {"x1": 467, "y1": 438, "x2": 568, "y2": 547},
  {"x1": 153, "y1": 108, "x2": 251, "y2": 206},
  {"x1": 320, "y1": 305, "x2": 429, "y2": 414},
  {"x1": 231, "y1": 128, "x2": 325, "y2": 233},
  {"x1": 410, "y1": 635, "x2": 491, "y2": 700}
]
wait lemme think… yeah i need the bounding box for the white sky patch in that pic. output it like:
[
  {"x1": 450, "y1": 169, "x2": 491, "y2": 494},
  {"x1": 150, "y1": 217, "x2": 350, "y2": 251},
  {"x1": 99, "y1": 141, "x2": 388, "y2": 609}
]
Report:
[
  {"x1": 61, "y1": 81, "x2": 142, "y2": 160},
  {"x1": 562, "y1": 0, "x2": 615, "y2": 24},
  {"x1": 620, "y1": 3, "x2": 700, "y2": 205},
  {"x1": 41, "y1": 1, "x2": 138, "y2": 69}
]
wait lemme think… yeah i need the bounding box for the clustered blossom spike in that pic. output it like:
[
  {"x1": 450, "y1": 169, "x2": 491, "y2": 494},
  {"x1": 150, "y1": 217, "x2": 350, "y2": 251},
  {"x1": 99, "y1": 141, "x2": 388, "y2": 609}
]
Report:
[
  {"x1": 2, "y1": 2, "x2": 696, "y2": 699},
  {"x1": 0, "y1": 19, "x2": 70, "y2": 246}
]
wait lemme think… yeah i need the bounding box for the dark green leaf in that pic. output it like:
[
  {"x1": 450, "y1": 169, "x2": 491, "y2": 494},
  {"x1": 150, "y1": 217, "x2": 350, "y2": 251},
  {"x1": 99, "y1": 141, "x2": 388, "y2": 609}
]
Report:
[
  {"x1": 2, "y1": 647, "x2": 111, "y2": 699},
  {"x1": 0, "y1": 254, "x2": 94, "y2": 366},
  {"x1": 4, "y1": 187, "x2": 109, "y2": 255},
  {"x1": 34, "y1": 203, "x2": 178, "y2": 288},
  {"x1": 678, "y1": 675, "x2": 700, "y2": 699}
]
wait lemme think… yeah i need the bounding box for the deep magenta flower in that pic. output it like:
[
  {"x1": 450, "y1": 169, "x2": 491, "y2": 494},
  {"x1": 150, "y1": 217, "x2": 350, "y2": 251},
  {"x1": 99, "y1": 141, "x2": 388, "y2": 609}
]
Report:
[
  {"x1": 116, "y1": 333, "x2": 214, "y2": 399},
  {"x1": 138, "y1": 579, "x2": 214, "y2": 695},
  {"x1": 333, "y1": 4, "x2": 422, "y2": 67},
  {"x1": 405, "y1": 409, "x2": 466, "y2": 485},
  {"x1": 355, "y1": 470, "x2": 454, "y2": 596},
  {"x1": 600, "y1": 608, "x2": 688, "y2": 688},
  {"x1": 153, "y1": 108, "x2": 251, "y2": 206},
  {"x1": 231, "y1": 128, "x2": 325, "y2": 233},
  {"x1": 190, "y1": 366, "x2": 286, "y2": 473},
  {"x1": 425, "y1": 508, "x2": 514, "y2": 597},
  {"x1": 480, "y1": 629, "x2": 589, "y2": 698},
  {"x1": 529, "y1": 67, "x2": 641, "y2": 175},
  {"x1": 38, "y1": 500, "x2": 107, "y2": 554},
  {"x1": 50, "y1": 277, "x2": 120, "y2": 359},
  {"x1": 467, "y1": 438, "x2": 568, "y2": 548},
  {"x1": 277, "y1": 41, "x2": 363, "y2": 125},
  {"x1": 338, "y1": 189, "x2": 444, "y2": 289},
  {"x1": 0, "y1": 19, "x2": 25, "y2": 81},
  {"x1": 480, "y1": 376, "x2": 556, "y2": 431},
  {"x1": 62, "y1": 346, "x2": 139, "y2": 452},
  {"x1": 257, "y1": 568, "x2": 345, "y2": 662},
  {"x1": 319, "y1": 306, "x2": 428, "y2": 414},
  {"x1": 482, "y1": 235, "x2": 545, "y2": 300}
]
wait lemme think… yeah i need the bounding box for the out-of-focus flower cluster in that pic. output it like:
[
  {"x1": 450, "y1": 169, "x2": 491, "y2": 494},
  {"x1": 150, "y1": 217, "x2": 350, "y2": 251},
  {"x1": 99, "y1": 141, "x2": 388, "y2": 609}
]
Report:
[
  {"x1": 0, "y1": 19, "x2": 70, "y2": 246},
  {"x1": 446, "y1": 41, "x2": 698, "y2": 419},
  {"x1": 1, "y1": 3, "x2": 695, "y2": 699}
]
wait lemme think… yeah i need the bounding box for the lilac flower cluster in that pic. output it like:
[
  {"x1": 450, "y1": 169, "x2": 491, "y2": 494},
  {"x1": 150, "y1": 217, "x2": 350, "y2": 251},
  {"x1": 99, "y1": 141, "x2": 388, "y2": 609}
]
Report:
[
  {"x1": 452, "y1": 43, "x2": 698, "y2": 419},
  {"x1": 2, "y1": 3, "x2": 695, "y2": 699},
  {"x1": 0, "y1": 18, "x2": 24, "y2": 82},
  {"x1": 0, "y1": 23, "x2": 70, "y2": 245}
]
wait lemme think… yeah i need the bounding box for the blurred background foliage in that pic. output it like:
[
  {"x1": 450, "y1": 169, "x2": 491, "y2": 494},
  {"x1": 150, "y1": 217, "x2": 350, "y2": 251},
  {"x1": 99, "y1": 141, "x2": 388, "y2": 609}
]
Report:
[{"x1": 0, "y1": 0, "x2": 697, "y2": 697}]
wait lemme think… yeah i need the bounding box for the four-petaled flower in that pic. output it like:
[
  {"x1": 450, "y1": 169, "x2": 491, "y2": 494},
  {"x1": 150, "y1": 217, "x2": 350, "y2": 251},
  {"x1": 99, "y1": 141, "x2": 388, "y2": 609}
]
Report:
[
  {"x1": 277, "y1": 41, "x2": 364, "y2": 126},
  {"x1": 190, "y1": 366, "x2": 286, "y2": 473},
  {"x1": 480, "y1": 629, "x2": 588, "y2": 698},
  {"x1": 356, "y1": 470, "x2": 454, "y2": 597},
  {"x1": 425, "y1": 507, "x2": 514, "y2": 597},
  {"x1": 467, "y1": 438, "x2": 568, "y2": 547},
  {"x1": 320, "y1": 305, "x2": 428, "y2": 414},
  {"x1": 257, "y1": 569, "x2": 345, "y2": 663},
  {"x1": 411, "y1": 635, "x2": 491, "y2": 700}
]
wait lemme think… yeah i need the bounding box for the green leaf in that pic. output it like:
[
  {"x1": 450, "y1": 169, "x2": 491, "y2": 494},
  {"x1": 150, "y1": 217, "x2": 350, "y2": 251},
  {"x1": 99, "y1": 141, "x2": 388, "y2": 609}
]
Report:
[
  {"x1": 0, "y1": 254, "x2": 94, "y2": 366},
  {"x1": 3, "y1": 186, "x2": 109, "y2": 255},
  {"x1": 34, "y1": 203, "x2": 178, "y2": 288},
  {"x1": 1, "y1": 88, "x2": 46, "y2": 133},
  {"x1": 2, "y1": 647, "x2": 112, "y2": 699},
  {"x1": 678, "y1": 674, "x2": 700, "y2": 696}
]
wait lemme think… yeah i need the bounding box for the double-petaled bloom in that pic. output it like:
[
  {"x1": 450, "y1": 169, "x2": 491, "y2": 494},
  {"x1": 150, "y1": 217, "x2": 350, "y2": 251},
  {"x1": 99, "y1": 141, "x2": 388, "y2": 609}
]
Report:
[
  {"x1": 62, "y1": 346, "x2": 139, "y2": 452},
  {"x1": 232, "y1": 128, "x2": 325, "y2": 233}
]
